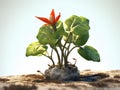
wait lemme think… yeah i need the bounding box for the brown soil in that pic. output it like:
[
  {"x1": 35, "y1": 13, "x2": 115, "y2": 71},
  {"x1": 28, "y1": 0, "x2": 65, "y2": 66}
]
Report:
[{"x1": 0, "y1": 70, "x2": 120, "y2": 90}]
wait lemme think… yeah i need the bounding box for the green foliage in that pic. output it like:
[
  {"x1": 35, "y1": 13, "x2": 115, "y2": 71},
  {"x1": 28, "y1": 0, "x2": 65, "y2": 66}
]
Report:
[
  {"x1": 56, "y1": 21, "x2": 66, "y2": 36},
  {"x1": 73, "y1": 31, "x2": 89, "y2": 46},
  {"x1": 65, "y1": 15, "x2": 90, "y2": 31},
  {"x1": 36, "y1": 25, "x2": 57, "y2": 47},
  {"x1": 37, "y1": 21, "x2": 66, "y2": 47},
  {"x1": 64, "y1": 15, "x2": 90, "y2": 46},
  {"x1": 26, "y1": 13, "x2": 100, "y2": 68},
  {"x1": 26, "y1": 42, "x2": 48, "y2": 56},
  {"x1": 78, "y1": 45, "x2": 100, "y2": 62}
]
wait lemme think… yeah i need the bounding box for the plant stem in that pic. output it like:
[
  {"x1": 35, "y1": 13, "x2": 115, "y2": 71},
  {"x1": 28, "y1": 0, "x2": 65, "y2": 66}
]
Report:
[
  {"x1": 42, "y1": 54, "x2": 55, "y2": 66},
  {"x1": 50, "y1": 49, "x2": 55, "y2": 66},
  {"x1": 51, "y1": 49, "x2": 53, "y2": 58},
  {"x1": 58, "y1": 44, "x2": 63, "y2": 68},
  {"x1": 52, "y1": 24, "x2": 57, "y2": 32},
  {"x1": 65, "y1": 42, "x2": 71, "y2": 55},
  {"x1": 52, "y1": 24, "x2": 61, "y2": 68},
  {"x1": 66, "y1": 46, "x2": 77, "y2": 57},
  {"x1": 53, "y1": 47, "x2": 61, "y2": 68},
  {"x1": 62, "y1": 32, "x2": 72, "y2": 66}
]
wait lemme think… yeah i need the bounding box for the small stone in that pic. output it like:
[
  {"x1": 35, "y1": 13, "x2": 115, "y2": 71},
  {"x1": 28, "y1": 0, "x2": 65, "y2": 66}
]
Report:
[{"x1": 44, "y1": 65, "x2": 80, "y2": 81}]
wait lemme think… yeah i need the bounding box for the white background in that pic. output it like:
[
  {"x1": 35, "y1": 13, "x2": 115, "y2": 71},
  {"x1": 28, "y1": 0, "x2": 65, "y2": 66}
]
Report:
[{"x1": 0, "y1": 0, "x2": 120, "y2": 76}]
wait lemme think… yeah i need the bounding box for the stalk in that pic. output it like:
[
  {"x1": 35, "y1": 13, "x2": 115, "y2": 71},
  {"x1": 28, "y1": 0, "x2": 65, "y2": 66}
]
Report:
[
  {"x1": 42, "y1": 54, "x2": 55, "y2": 66},
  {"x1": 53, "y1": 47, "x2": 61, "y2": 68},
  {"x1": 62, "y1": 32, "x2": 72, "y2": 66},
  {"x1": 52, "y1": 24, "x2": 61, "y2": 67},
  {"x1": 66, "y1": 46, "x2": 77, "y2": 58},
  {"x1": 58, "y1": 43, "x2": 64, "y2": 68}
]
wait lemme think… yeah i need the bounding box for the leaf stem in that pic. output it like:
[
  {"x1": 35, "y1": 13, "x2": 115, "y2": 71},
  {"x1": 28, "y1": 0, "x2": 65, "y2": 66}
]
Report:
[
  {"x1": 42, "y1": 53, "x2": 55, "y2": 66},
  {"x1": 62, "y1": 32, "x2": 72, "y2": 66},
  {"x1": 58, "y1": 43, "x2": 64, "y2": 68},
  {"x1": 53, "y1": 47, "x2": 61, "y2": 68},
  {"x1": 66, "y1": 46, "x2": 77, "y2": 57}
]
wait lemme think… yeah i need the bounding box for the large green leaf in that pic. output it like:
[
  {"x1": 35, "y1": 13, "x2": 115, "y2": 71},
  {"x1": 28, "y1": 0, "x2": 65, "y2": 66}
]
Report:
[
  {"x1": 65, "y1": 15, "x2": 81, "y2": 31},
  {"x1": 63, "y1": 30, "x2": 89, "y2": 46},
  {"x1": 65, "y1": 15, "x2": 90, "y2": 32},
  {"x1": 78, "y1": 47, "x2": 91, "y2": 60},
  {"x1": 72, "y1": 25, "x2": 89, "y2": 35},
  {"x1": 37, "y1": 22, "x2": 67, "y2": 47},
  {"x1": 64, "y1": 15, "x2": 90, "y2": 46},
  {"x1": 78, "y1": 45, "x2": 100, "y2": 62},
  {"x1": 36, "y1": 25, "x2": 57, "y2": 46},
  {"x1": 56, "y1": 21, "x2": 66, "y2": 35},
  {"x1": 55, "y1": 21, "x2": 67, "y2": 39},
  {"x1": 26, "y1": 42, "x2": 48, "y2": 56},
  {"x1": 74, "y1": 31, "x2": 89, "y2": 46}
]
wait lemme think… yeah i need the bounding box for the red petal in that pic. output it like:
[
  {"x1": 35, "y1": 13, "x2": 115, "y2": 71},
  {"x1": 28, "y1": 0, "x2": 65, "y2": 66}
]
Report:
[
  {"x1": 35, "y1": 16, "x2": 51, "y2": 24},
  {"x1": 50, "y1": 9, "x2": 55, "y2": 21},
  {"x1": 55, "y1": 13, "x2": 61, "y2": 22}
]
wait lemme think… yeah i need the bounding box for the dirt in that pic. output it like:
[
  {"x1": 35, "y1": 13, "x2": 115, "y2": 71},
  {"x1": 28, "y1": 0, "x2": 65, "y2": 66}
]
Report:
[{"x1": 0, "y1": 70, "x2": 120, "y2": 90}]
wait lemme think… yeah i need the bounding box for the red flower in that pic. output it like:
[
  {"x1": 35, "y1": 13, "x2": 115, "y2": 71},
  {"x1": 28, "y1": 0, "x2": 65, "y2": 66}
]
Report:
[{"x1": 35, "y1": 9, "x2": 61, "y2": 25}]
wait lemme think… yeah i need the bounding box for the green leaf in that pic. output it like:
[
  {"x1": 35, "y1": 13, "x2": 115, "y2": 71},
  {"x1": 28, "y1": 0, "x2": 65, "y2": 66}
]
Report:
[
  {"x1": 26, "y1": 42, "x2": 48, "y2": 56},
  {"x1": 55, "y1": 21, "x2": 66, "y2": 39},
  {"x1": 63, "y1": 31, "x2": 89, "y2": 46},
  {"x1": 78, "y1": 45, "x2": 100, "y2": 62},
  {"x1": 65, "y1": 15, "x2": 90, "y2": 31},
  {"x1": 72, "y1": 25, "x2": 89, "y2": 35},
  {"x1": 65, "y1": 15, "x2": 81, "y2": 31},
  {"x1": 56, "y1": 21, "x2": 65, "y2": 35},
  {"x1": 74, "y1": 31, "x2": 89, "y2": 46},
  {"x1": 36, "y1": 25, "x2": 57, "y2": 46},
  {"x1": 64, "y1": 15, "x2": 90, "y2": 46},
  {"x1": 78, "y1": 47, "x2": 91, "y2": 60}
]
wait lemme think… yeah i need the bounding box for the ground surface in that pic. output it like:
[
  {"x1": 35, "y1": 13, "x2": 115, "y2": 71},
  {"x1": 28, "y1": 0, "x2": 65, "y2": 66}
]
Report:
[{"x1": 0, "y1": 70, "x2": 120, "y2": 90}]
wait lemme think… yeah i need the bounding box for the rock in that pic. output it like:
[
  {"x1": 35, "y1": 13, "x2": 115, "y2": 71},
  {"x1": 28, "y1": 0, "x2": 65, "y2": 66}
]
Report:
[{"x1": 44, "y1": 65, "x2": 80, "y2": 81}]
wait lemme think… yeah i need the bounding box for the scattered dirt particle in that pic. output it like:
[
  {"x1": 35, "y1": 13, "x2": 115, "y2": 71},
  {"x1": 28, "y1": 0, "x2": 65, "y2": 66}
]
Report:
[
  {"x1": 96, "y1": 73, "x2": 109, "y2": 78},
  {"x1": 33, "y1": 79, "x2": 64, "y2": 84},
  {"x1": 90, "y1": 81, "x2": 108, "y2": 87},
  {"x1": 48, "y1": 88, "x2": 57, "y2": 90},
  {"x1": 80, "y1": 73, "x2": 109, "y2": 82},
  {"x1": 114, "y1": 75, "x2": 120, "y2": 78},
  {"x1": 0, "y1": 78, "x2": 10, "y2": 82},
  {"x1": 65, "y1": 84, "x2": 79, "y2": 89},
  {"x1": 4, "y1": 84, "x2": 37, "y2": 90},
  {"x1": 22, "y1": 74, "x2": 44, "y2": 79},
  {"x1": 102, "y1": 78, "x2": 120, "y2": 83}
]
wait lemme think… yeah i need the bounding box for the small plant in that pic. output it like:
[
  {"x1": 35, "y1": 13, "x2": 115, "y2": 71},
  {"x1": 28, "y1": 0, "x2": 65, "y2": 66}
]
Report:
[{"x1": 26, "y1": 9, "x2": 100, "y2": 80}]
